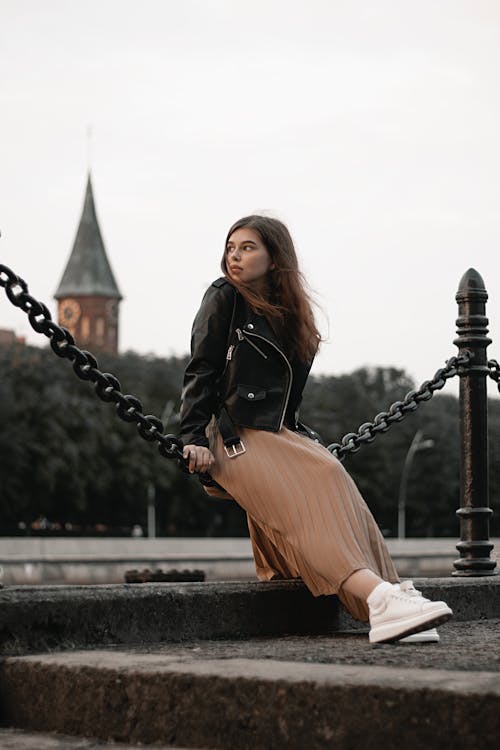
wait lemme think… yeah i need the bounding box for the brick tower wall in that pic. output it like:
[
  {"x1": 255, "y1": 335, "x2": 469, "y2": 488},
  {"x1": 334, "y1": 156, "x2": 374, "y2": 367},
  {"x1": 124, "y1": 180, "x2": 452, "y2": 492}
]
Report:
[{"x1": 57, "y1": 296, "x2": 119, "y2": 355}]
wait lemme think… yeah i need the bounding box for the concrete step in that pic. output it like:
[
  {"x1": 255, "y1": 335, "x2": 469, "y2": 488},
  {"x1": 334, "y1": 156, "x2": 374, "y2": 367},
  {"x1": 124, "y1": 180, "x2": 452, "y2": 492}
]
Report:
[
  {"x1": 0, "y1": 728, "x2": 203, "y2": 750},
  {"x1": 1, "y1": 621, "x2": 499, "y2": 750},
  {"x1": 2, "y1": 577, "x2": 500, "y2": 656}
]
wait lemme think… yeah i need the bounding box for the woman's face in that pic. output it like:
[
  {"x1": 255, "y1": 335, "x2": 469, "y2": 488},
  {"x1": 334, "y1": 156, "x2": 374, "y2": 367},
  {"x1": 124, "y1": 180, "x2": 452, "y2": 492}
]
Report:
[{"x1": 225, "y1": 227, "x2": 274, "y2": 286}]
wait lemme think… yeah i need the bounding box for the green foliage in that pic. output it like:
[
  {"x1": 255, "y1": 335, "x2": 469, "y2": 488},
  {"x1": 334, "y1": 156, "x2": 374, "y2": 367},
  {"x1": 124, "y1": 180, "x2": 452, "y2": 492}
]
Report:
[
  {"x1": 0, "y1": 345, "x2": 498, "y2": 537},
  {"x1": 0, "y1": 344, "x2": 248, "y2": 536}
]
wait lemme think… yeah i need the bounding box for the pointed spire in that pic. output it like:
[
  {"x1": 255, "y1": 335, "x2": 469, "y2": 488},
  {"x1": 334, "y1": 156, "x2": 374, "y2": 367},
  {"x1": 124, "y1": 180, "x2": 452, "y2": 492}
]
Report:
[{"x1": 55, "y1": 174, "x2": 122, "y2": 299}]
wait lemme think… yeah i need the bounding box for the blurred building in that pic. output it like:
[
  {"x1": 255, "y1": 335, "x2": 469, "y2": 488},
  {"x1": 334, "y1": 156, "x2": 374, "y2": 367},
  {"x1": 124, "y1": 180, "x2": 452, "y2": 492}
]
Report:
[
  {"x1": 0, "y1": 329, "x2": 25, "y2": 346},
  {"x1": 54, "y1": 174, "x2": 122, "y2": 355}
]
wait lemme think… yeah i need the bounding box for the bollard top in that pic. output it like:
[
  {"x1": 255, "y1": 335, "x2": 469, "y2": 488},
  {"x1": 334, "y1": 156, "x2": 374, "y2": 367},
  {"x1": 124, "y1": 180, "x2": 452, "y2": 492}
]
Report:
[{"x1": 456, "y1": 268, "x2": 488, "y2": 303}]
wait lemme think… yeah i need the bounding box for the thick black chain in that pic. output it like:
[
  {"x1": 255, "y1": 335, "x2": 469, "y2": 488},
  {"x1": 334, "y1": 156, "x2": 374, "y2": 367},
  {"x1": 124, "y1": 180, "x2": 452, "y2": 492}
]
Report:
[
  {"x1": 489, "y1": 359, "x2": 500, "y2": 394},
  {"x1": 327, "y1": 353, "x2": 472, "y2": 460},
  {"x1": 0, "y1": 263, "x2": 188, "y2": 467}
]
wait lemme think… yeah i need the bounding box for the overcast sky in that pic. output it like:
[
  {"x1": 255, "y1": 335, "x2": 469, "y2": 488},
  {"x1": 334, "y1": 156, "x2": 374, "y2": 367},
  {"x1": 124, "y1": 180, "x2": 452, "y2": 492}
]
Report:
[{"x1": 1, "y1": 0, "x2": 499, "y2": 399}]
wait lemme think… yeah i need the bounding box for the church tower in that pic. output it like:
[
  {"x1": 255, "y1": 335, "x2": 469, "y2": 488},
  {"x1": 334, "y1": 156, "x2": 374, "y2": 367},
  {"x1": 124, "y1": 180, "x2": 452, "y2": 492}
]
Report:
[{"x1": 55, "y1": 174, "x2": 122, "y2": 355}]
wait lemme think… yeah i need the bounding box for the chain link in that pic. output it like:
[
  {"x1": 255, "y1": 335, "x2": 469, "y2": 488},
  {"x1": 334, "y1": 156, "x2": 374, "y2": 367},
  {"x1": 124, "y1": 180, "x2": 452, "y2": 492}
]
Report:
[
  {"x1": 0, "y1": 264, "x2": 190, "y2": 469},
  {"x1": 489, "y1": 359, "x2": 500, "y2": 394},
  {"x1": 327, "y1": 352, "x2": 472, "y2": 460}
]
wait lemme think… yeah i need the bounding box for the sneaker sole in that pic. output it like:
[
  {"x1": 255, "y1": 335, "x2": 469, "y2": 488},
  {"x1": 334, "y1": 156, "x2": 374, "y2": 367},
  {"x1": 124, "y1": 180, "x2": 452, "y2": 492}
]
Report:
[
  {"x1": 369, "y1": 608, "x2": 452, "y2": 644},
  {"x1": 399, "y1": 629, "x2": 440, "y2": 644}
]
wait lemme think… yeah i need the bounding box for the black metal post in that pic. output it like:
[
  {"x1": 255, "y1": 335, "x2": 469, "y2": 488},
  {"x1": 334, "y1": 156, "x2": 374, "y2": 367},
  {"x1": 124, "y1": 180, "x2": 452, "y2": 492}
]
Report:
[{"x1": 453, "y1": 268, "x2": 496, "y2": 575}]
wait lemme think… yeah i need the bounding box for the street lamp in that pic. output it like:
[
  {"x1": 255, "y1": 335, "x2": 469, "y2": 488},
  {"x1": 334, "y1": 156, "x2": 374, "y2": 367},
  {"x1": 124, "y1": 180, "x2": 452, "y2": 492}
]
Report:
[
  {"x1": 397, "y1": 429, "x2": 435, "y2": 539},
  {"x1": 144, "y1": 399, "x2": 179, "y2": 539},
  {"x1": 147, "y1": 481, "x2": 156, "y2": 539}
]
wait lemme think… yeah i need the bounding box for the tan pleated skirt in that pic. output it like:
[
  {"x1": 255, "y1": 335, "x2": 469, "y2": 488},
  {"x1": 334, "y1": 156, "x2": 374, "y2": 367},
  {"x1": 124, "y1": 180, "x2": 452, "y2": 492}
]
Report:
[{"x1": 205, "y1": 420, "x2": 399, "y2": 622}]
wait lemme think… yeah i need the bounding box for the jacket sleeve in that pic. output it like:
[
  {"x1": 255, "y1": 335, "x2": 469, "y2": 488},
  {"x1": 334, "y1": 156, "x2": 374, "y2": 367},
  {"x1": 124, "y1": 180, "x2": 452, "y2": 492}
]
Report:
[{"x1": 178, "y1": 281, "x2": 235, "y2": 447}]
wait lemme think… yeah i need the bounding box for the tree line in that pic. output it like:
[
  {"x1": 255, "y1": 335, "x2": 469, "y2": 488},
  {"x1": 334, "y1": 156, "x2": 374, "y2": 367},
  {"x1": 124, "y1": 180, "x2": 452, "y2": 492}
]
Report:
[{"x1": 0, "y1": 343, "x2": 498, "y2": 538}]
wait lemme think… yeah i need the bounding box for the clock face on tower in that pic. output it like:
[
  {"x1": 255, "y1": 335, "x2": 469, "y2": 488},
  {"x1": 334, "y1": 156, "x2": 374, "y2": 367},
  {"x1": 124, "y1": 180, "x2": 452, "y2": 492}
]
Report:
[{"x1": 60, "y1": 298, "x2": 81, "y2": 324}]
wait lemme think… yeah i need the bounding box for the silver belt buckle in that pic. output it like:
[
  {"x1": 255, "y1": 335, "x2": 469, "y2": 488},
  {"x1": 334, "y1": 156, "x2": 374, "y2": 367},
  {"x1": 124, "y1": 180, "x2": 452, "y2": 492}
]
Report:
[{"x1": 224, "y1": 440, "x2": 246, "y2": 458}]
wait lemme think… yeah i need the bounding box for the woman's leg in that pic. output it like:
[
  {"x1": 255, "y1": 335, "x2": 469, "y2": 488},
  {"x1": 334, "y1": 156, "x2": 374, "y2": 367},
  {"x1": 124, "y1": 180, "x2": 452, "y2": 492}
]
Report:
[{"x1": 341, "y1": 568, "x2": 382, "y2": 600}]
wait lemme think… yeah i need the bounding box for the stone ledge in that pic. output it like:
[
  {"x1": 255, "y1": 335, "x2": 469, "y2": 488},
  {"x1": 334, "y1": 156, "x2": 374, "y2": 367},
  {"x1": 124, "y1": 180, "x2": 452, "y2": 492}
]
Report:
[
  {"x1": 0, "y1": 728, "x2": 203, "y2": 750},
  {"x1": 2, "y1": 537, "x2": 497, "y2": 584},
  {"x1": 1, "y1": 647, "x2": 499, "y2": 749},
  {"x1": 1, "y1": 577, "x2": 499, "y2": 655}
]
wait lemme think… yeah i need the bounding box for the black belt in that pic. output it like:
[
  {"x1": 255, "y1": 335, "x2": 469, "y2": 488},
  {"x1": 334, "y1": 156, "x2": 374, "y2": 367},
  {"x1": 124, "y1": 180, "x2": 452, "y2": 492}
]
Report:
[{"x1": 217, "y1": 407, "x2": 246, "y2": 458}]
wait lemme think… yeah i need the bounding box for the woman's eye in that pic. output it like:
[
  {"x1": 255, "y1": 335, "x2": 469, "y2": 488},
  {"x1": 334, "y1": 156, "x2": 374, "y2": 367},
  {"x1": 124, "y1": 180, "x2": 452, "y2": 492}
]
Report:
[{"x1": 243, "y1": 245, "x2": 253, "y2": 251}]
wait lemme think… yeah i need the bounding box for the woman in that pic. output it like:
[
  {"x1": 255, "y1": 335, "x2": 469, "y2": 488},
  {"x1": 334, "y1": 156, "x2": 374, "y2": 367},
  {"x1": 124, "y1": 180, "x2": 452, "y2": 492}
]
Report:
[{"x1": 179, "y1": 215, "x2": 452, "y2": 644}]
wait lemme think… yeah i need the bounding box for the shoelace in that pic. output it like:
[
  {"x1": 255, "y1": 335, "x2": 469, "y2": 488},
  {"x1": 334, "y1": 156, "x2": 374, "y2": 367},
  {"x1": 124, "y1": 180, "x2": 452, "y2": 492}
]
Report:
[
  {"x1": 399, "y1": 580, "x2": 423, "y2": 597},
  {"x1": 392, "y1": 580, "x2": 428, "y2": 606}
]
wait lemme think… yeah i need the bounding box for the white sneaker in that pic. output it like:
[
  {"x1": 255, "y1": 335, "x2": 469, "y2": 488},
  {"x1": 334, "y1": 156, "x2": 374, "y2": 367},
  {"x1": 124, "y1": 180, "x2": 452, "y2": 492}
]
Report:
[
  {"x1": 399, "y1": 583, "x2": 440, "y2": 642},
  {"x1": 399, "y1": 628, "x2": 440, "y2": 643},
  {"x1": 369, "y1": 581, "x2": 452, "y2": 644}
]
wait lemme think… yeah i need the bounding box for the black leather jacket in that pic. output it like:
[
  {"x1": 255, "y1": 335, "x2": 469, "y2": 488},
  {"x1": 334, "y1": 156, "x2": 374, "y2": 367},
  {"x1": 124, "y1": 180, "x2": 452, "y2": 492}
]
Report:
[{"x1": 179, "y1": 277, "x2": 314, "y2": 447}]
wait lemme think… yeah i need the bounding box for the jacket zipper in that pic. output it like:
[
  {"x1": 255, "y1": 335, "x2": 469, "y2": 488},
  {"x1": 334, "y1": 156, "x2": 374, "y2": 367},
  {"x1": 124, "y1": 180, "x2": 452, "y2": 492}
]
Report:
[
  {"x1": 238, "y1": 328, "x2": 293, "y2": 430},
  {"x1": 225, "y1": 331, "x2": 267, "y2": 370},
  {"x1": 235, "y1": 328, "x2": 268, "y2": 359}
]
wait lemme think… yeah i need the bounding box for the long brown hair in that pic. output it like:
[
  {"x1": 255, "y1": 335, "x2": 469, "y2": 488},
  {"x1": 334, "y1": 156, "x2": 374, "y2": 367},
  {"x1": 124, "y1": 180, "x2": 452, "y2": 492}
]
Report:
[{"x1": 221, "y1": 215, "x2": 321, "y2": 362}]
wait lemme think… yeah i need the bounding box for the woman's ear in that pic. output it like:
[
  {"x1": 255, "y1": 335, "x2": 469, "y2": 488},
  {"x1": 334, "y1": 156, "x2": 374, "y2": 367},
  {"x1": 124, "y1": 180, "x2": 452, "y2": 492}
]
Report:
[{"x1": 270, "y1": 263, "x2": 276, "y2": 270}]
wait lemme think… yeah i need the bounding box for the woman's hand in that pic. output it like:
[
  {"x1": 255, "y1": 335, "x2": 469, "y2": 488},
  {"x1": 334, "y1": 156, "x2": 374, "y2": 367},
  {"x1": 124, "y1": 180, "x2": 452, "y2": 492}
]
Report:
[{"x1": 182, "y1": 444, "x2": 215, "y2": 475}]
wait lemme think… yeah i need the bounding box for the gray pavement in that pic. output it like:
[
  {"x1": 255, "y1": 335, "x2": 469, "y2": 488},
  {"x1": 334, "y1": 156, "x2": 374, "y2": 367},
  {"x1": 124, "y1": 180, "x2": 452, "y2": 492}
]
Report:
[
  {"x1": 5, "y1": 618, "x2": 499, "y2": 673},
  {"x1": 106, "y1": 618, "x2": 500, "y2": 672}
]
